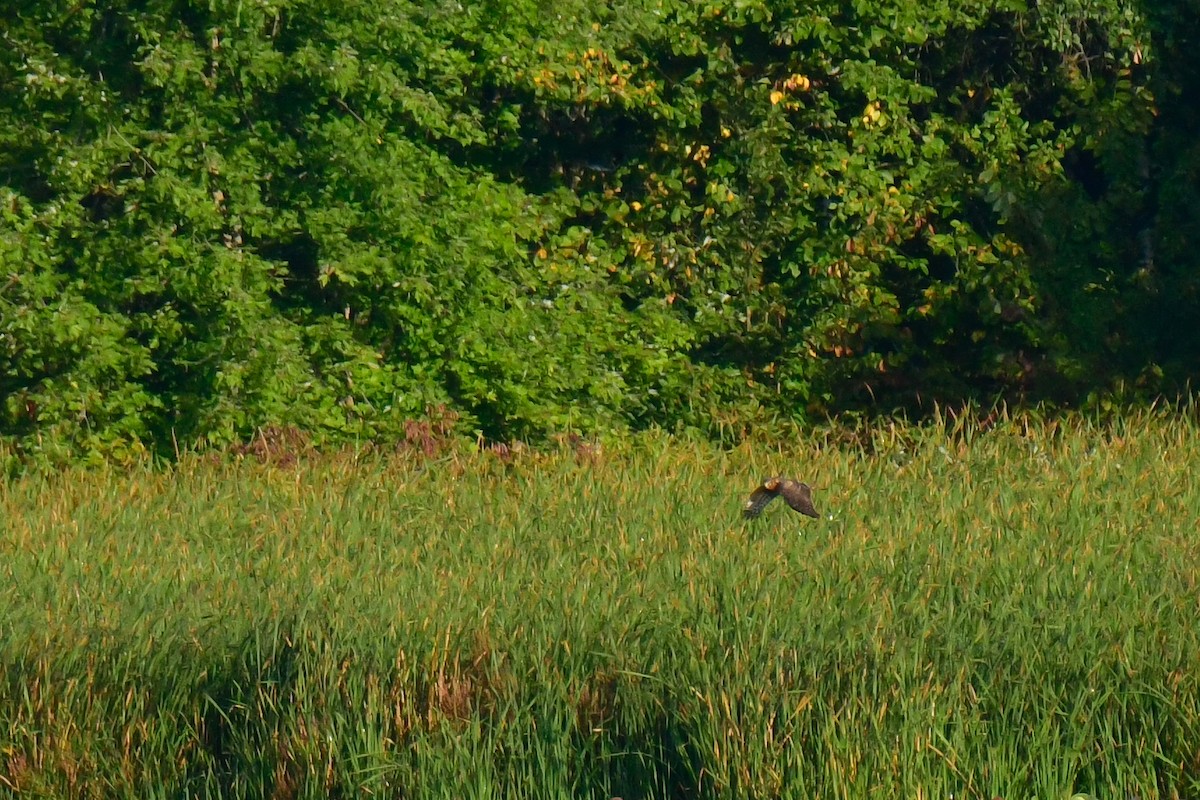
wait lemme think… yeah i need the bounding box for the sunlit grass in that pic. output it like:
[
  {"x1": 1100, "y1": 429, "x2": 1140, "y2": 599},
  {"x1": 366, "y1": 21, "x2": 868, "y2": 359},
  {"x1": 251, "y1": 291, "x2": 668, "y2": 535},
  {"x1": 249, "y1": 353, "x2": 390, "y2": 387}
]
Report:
[{"x1": 2, "y1": 411, "x2": 1199, "y2": 799}]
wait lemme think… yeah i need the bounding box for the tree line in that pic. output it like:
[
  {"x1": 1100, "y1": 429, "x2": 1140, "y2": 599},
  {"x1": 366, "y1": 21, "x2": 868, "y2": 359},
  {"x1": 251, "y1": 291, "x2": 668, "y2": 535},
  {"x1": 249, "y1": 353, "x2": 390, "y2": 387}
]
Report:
[{"x1": 2, "y1": 0, "x2": 1196, "y2": 460}]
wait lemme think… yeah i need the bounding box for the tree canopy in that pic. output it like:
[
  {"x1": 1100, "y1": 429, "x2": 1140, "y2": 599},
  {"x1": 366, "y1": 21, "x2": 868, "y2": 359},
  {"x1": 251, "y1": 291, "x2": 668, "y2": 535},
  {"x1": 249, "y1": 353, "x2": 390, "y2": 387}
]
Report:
[{"x1": 2, "y1": 0, "x2": 1194, "y2": 460}]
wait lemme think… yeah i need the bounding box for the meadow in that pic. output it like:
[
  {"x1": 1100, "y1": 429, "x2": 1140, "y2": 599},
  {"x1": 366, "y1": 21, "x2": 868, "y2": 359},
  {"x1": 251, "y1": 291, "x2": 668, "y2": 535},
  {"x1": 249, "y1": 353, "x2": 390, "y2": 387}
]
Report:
[{"x1": 2, "y1": 412, "x2": 1199, "y2": 799}]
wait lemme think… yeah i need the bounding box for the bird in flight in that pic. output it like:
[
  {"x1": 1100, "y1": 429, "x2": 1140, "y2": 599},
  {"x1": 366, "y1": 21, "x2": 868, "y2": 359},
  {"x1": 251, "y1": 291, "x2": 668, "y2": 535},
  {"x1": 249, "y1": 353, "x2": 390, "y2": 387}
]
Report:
[{"x1": 742, "y1": 477, "x2": 819, "y2": 519}]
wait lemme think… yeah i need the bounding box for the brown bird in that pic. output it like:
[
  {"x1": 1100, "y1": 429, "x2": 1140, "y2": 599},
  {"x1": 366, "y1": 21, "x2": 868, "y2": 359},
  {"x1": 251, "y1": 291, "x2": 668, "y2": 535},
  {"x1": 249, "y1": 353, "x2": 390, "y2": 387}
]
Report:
[{"x1": 742, "y1": 477, "x2": 819, "y2": 519}]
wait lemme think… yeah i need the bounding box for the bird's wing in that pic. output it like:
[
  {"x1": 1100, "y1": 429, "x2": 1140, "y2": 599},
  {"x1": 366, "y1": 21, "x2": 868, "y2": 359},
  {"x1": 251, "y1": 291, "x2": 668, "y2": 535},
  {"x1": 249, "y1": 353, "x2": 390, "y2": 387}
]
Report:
[
  {"x1": 742, "y1": 482, "x2": 781, "y2": 519},
  {"x1": 780, "y1": 481, "x2": 819, "y2": 517}
]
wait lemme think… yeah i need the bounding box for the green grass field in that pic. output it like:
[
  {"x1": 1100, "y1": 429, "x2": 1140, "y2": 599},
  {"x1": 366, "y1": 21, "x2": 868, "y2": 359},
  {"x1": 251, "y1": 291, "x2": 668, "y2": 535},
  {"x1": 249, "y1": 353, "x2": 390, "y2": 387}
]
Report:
[{"x1": 3, "y1": 412, "x2": 1200, "y2": 799}]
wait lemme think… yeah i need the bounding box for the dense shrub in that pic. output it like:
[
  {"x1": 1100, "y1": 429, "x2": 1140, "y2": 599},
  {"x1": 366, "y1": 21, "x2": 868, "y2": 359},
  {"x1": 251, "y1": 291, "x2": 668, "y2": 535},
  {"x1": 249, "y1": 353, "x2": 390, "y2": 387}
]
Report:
[{"x1": 1, "y1": 0, "x2": 1188, "y2": 459}]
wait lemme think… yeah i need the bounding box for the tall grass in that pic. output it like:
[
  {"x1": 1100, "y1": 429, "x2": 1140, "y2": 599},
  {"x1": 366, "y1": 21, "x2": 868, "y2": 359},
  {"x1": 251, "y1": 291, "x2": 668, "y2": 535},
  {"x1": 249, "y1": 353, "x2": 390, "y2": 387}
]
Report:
[{"x1": 3, "y1": 411, "x2": 1199, "y2": 799}]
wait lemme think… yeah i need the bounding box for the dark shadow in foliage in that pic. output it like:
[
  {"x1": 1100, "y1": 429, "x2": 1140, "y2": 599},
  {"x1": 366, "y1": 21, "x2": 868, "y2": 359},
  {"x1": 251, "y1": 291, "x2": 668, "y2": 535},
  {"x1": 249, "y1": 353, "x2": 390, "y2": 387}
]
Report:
[
  {"x1": 1022, "y1": 0, "x2": 1200, "y2": 401},
  {"x1": 186, "y1": 619, "x2": 308, "y2": 798},
  {"x1": 259, "y1": 234, "x2": 328, "y2": 316}
]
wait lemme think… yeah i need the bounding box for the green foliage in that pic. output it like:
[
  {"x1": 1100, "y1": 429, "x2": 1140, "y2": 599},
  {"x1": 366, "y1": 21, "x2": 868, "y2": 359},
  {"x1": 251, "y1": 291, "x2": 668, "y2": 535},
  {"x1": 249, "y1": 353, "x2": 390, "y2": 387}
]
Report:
[
  {"x1": 3, "y1": 416, "x2": 1200, "y2": 797},
  {"x1": 0, "y1": 0, "x2": 1182, "y2": 458},
  {"x1": 1027, "y1": 0, "x2": 1200, "y2": 396}
]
